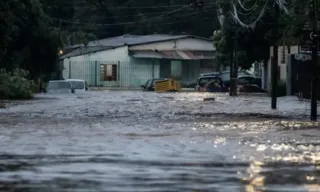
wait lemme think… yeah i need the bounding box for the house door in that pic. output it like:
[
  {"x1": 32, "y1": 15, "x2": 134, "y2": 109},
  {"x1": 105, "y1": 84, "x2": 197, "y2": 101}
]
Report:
[{"x1": 159, "y1": 60, "x2": 171, "y2": 78}]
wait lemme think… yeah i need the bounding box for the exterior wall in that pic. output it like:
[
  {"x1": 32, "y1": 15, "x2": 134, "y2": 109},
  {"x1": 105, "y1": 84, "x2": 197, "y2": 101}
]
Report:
[
  {"x1": 125, "y1": 57, "x2": 160, "y2": 87},
  {"x1": 62, "y1": 46, "x2": 130, "y2": 87},
  {"x1": 61, "y1": 40, "x2": 217, "y2": 88},
  {"x1": 62, "y1": 46, "x2": 162, "y2": 87},
  {"x1": 267, "y1": 45, "x2": 299, "y2": 91},
  {"x1": 182, "y1": 60, "x2": 201, "y2": 85},
  {"x1": 129, "y1": 38, "x2": 215, "y2": 51}
]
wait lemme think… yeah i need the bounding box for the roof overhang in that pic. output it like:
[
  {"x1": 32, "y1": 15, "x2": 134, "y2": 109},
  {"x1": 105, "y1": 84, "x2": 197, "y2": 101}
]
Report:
[
  {"x1": 129, "y1": 50, "x2": 215, "y2": 60},
  {"x1": 60, "y1": 46, "x2": 115, "y2": 59}
]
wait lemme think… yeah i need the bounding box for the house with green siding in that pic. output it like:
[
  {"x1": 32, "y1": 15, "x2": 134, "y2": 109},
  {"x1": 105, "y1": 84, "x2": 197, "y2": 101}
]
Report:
[{"x1": 59, "y1": 34, "x2": 217, "y2": 88}]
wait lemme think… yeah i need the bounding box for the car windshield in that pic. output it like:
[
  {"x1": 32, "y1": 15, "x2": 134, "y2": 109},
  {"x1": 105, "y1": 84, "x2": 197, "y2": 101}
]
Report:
[
  {"x1": 205, "y1": 80, "x2": 221, "y2": 88},
  {"x1": 201, "y1": 72, "x2": 219, "y2": 76},
  {"x1": 198, "y1": 77, "x2": 220, "y2": 86},
  {"x1": 68, "y1": 81, "x2": 85, "y2": 89},
  {"x1": 47, "y1": 81, "x2": 71, "y2": 90},
  {"x1": 238, "y1": 77, "x2": 256, "y2": 85},
  {"x1": 220, "y1": 71, "x2": 252, "y2": 82}
]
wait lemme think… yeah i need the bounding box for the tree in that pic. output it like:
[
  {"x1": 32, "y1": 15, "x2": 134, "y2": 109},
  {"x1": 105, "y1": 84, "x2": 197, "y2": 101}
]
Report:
[
  {"x1": 0, "y1": 0, "x2": 62, "y2": 79},
  {"x1": 213, "y1": 0, "x2": 308, "y2": 69}
]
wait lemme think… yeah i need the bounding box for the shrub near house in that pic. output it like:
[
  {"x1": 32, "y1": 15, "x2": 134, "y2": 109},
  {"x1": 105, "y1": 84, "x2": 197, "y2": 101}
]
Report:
[{"x1": 0, "y1": 69, "x2": 35, "y2": 99}]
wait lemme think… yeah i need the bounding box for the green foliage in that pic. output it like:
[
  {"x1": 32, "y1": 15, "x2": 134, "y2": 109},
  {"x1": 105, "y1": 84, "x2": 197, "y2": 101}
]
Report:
[
  {"x1": 0, "y1": 0, "x2": 62, "y2": 81},
  {"x1": 213, "y1": 30, "x2": 231, "y2": 67},
  {"x1": 0, "y1": 69, "x2": 35, "y2": 100},
  {"x1": 0, "y1": 0, "x2": 313, "y2": 94},
  {"x1": 213, "y1": 0, "x2": 310, "y2": 70}
]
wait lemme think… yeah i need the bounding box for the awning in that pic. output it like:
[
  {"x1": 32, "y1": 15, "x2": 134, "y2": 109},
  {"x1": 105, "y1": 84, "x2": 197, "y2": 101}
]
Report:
[{"x1": 129, "y1": 50, "x2": 215, "y2": 60}]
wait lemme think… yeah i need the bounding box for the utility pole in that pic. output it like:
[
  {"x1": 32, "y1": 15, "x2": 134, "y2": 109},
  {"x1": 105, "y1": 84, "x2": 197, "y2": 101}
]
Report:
[
  {"x1": 230, "y1": 30, "x2": 238, "y2": 96},
  {"x1": 229, "y1": 34, "x2": 234, "y2": 96},
  {"x1": 310, "y1": 0, "x2": 318, "y2": 120},
  {"x1": 271, "y1": 4, "x2": 280, "y2": 109},
  {"x1": 229, "y1": 31, "x2": 238, "y2": 96}
]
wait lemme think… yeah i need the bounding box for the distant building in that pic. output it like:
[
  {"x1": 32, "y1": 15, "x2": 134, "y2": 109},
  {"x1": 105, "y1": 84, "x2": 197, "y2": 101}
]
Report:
[
  {"x1": 266, "y1": 46, "x2": 299, "y2": 94},
  {"x1": 59, "y1": 34, "x2": 217, "y2": 87}
]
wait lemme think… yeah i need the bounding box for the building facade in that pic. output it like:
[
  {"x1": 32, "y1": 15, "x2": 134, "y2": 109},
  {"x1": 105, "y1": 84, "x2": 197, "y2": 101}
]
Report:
[{"x1": 60, "y1": 34, "x2": 217, "y2": 87}]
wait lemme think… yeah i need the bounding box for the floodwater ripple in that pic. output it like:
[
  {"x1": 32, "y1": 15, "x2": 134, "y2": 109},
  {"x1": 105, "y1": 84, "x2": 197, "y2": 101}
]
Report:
[{"x1": 0, "y1": 91, "x2": 319, "y2": 191}]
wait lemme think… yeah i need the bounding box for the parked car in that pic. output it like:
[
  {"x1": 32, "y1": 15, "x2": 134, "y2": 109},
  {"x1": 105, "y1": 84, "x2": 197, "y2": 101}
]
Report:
[
  {"x1": 195, "y1": 76, "x2": 227, "y2": 92},
  {"x1": 46, "y1": 80, "x2": 75, "y2": 94},
  {"x1": 141, "y1": 78, "x2": 167, "y2": 91},
  {"x1": 66, "y1": 79, "x2": 88, "y2": 91},
  {"x1": 202, "y1": 78, "x2": 228, "y2": 92},
  {"x1": 220, "y1": 71, "x2": 261, "y2": 88},
  {"x1": 237, "y1": 75, "x2": 265, "y2": 92},
  {"x1": 199, "y1": 72, "x2": 220, "y2": 77}
]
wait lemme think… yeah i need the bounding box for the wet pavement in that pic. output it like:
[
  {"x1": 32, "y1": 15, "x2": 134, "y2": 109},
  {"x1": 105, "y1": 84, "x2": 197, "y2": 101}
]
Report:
[{"x1": 0, "y1": 91, "x2": 319, "y2": 192}]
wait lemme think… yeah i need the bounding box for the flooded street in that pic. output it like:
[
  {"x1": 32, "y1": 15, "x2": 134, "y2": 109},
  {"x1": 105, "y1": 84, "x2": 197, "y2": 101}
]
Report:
[{"x1": 0, "y1": 91, "x2": 319, "y2": 192}]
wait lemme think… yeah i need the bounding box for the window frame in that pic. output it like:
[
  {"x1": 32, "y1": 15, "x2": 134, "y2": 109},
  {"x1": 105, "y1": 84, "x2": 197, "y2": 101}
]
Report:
[{"x1": 100, "y1": 64, "x2": 118, "y2": 82}]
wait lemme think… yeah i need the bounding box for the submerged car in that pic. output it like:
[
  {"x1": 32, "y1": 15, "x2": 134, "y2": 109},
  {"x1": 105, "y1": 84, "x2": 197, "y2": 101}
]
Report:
[
  {"x1": 47, "y1": 80, "x2": 75, "y2": 94},
  {"x1": 195, "y1": 76, "x2": 227, "y2": 92},
  {"x1": 199, "y1": 72, "x2": 220, "y2": 77},
  {"x1": 141, "y1": 78, "x2": 167, "y2": 91},
  {"x1": 237, "y1": 75, "x2": 265, "y2": 92},
  {"x1": 66, "y1": 79, "x2": 88, "y2": 91},
  {"x1": 220, "y1": 70, "x2": 262, "y2": 87}
]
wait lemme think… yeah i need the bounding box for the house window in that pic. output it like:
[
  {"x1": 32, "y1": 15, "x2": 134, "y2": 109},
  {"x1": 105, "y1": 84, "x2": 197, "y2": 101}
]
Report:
[{"x1": 100, "y1": 64, "x2": 118, "y2": 81}]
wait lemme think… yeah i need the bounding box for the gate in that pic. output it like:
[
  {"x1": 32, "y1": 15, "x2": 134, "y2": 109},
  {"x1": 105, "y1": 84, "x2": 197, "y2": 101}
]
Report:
[{"x1": 292, "y1": 54, "x2": 320, "y2": 100}]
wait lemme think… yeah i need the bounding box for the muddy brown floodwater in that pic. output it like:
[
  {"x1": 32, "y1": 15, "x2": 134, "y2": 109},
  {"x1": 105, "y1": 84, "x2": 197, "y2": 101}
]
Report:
[{"x1": 0, "y1": 91, "x2": 319, "y2": 192}]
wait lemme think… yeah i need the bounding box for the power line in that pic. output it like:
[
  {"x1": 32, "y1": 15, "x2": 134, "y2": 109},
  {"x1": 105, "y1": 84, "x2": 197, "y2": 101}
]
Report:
[
  {"x1": 53, "y1": 8, "x2": 217, "y2": 25},
  {"x1": 56, "y1": 2, "x2": 217, "y2": 20},
  {"x1": 52, "y1": 2, "x2": 217, "y2": 26},
  {"x1": 46, "y1": 3, "x2": 191, "y2": 9},
  {"x1": 62, "y1": 16, "x2": 214, "y2": 29},
  {"x1": 44, "y1": 0, "x2": 195, "y2": 9},
  {"x1": 115, "y1": 17, "x2": 214, "y2": 29},
  {"x1": 44, "y1": 0, "x2": 208, "y2": 9}
]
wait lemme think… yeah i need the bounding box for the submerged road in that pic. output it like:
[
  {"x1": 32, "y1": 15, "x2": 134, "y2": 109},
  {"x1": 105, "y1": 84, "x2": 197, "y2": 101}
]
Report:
[{"x1": 0, "y1": 91, "x2": 319, "y2": 192}]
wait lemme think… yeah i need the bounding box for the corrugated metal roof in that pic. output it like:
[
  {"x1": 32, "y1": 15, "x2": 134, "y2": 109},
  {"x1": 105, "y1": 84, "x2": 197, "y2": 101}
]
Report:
[
  {"x1": 60, "y1": 34, "x2": 213, "y2": 59},
  {"x1": 87, "y1": 34, "x2": 191, "y2": 47},
  {"x1": 60, "y1": 46, "x2": 113, "y2": 59},
  {"x1": 68, "y1": 34, "x2": 211, "y2": 48},
  {"x1": 130, "y1": 50, "x2": 215, "y2": 60}
]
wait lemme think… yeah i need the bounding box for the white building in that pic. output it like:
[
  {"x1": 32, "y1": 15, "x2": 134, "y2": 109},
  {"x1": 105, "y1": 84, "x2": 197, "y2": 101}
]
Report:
[{"x1": 60, "y1": 34, "x2": 217, "y2": 87}]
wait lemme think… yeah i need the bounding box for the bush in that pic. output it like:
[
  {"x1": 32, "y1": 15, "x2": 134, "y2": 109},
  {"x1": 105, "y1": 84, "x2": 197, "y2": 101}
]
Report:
[{"x1": 0, "y1": 69, "x2": 34, "y2": 99}]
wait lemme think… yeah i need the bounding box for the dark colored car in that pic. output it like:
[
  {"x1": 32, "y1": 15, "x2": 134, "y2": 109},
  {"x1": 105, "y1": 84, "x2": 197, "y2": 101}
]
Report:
[
  {"x1": 204, "y1": 78, "x2": 228, "y2": 92},
  {"x1": 237, "y1": 75, "x2": 265, "y2": 92},
  {"x1": 220, "y1": 71, "x2": 262, "y2": 88},
  {"x1": 141, "y1": 78, "x2": 167, "y2": 91},
  {"x1": 199, "y1": 72, "x2": 220, "y2": 77},
  {"x1": 195, "y1": 76, "x2": 227, "y2": 92}
]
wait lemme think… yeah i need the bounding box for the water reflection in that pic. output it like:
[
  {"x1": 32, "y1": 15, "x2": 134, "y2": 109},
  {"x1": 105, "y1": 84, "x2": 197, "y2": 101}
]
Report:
[
  {"x1": 241, "y1": 159, "x2": 320, "y2": 192},
  {"x1": 0, "y1": 92, "x2": 319, "y2": 191}
]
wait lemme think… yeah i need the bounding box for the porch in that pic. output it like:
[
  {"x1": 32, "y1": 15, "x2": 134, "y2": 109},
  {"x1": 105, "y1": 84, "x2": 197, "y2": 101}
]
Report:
[{"x1": 129, "y1": 50, "x2": 218, "y2": 87}]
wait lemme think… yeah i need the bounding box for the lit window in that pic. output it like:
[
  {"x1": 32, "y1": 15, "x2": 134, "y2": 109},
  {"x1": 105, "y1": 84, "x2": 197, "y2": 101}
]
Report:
[{"x1": 100, "y1": 64, "x2": 118, "y2": 81}]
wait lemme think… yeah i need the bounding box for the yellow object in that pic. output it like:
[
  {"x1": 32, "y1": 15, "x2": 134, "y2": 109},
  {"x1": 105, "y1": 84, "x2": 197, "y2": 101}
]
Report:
[{"x1": 154, "y1": 78, "x2": 182, "y2": 92}]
